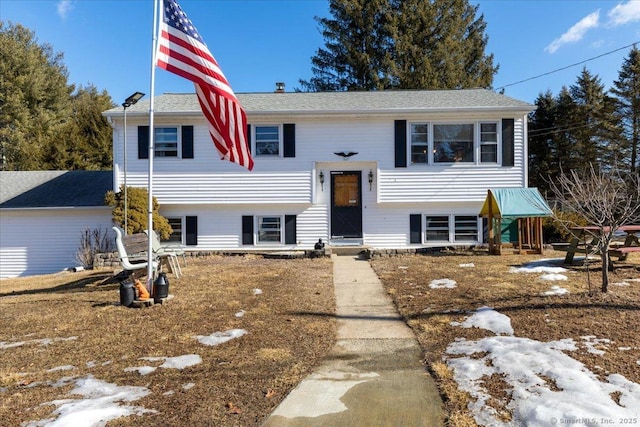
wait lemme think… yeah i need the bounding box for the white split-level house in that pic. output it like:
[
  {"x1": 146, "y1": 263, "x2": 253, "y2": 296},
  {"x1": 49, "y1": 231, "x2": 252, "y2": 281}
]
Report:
[
  {"x1": 102, "y1": 88, "x2": 535, "y2": 253},
  {"x1": 0, "y1": 88, "x2": 534, "y2": 278}
]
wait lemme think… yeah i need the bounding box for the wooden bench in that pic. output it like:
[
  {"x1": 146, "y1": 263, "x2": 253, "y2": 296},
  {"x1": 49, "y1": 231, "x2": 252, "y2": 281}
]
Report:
[
  {"x1": 552, "y1": 238, "x2": 600, "y2": 264},
  {"x1": 112, "y1": 227, "x2": 158, "y2": 279},
  {"x1": 608, "y1": 246, "x2": 640, "y2": 261}
]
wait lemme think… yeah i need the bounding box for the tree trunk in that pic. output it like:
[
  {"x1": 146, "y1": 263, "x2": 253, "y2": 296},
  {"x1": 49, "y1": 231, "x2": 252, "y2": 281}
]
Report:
[{"x1": 600, "y1": 252, "x2": 610, "y2": 293}]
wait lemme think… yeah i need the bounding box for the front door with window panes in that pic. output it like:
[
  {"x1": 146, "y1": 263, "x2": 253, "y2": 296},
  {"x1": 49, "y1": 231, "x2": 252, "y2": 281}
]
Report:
[{"x1": 331, "y1": 171, "x2": 363, "y2": 238}]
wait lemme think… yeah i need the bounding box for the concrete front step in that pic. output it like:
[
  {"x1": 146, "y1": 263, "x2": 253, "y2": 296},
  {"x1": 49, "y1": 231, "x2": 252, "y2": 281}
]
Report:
[{"x1": 330, "y1": 246, "x2": 369, "y2": 256}]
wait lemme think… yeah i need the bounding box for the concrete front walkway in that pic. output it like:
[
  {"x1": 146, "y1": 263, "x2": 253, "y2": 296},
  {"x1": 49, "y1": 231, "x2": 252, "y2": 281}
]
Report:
[{"x1": 262, "y1": 255, "x2": 444, "y2": 427}]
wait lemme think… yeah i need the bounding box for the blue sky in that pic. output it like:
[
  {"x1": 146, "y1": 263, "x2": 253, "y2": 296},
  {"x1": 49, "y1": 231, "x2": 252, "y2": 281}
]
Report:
[{"x1": 2, "y1": 0, "x2": 640, "y2": 105}]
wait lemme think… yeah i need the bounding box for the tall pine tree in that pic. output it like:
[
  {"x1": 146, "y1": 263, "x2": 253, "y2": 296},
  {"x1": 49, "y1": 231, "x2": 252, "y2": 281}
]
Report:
[
  {"x1": 0, "y1": 22, "x2": 72, "y2": 170},
  {"x1": 611, "y1": 45, "x2": 640, "y2": 175},
  {"x1": 528, "y1": 91, "x2": 557, "y2": 193},
  {"x1": 299, "y1": 0, "x2": 393, "y2": 91},
  {"x1": 300, "y1": 0, "x2": 497, "y2": 91},
  {"x1": 569, "y1": 68, "x2": 620, "y2": 170}
]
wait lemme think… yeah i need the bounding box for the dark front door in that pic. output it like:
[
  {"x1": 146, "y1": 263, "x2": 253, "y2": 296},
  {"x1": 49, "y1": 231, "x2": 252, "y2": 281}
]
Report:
[{"x1": 331, "y1": 171, "x2": 363, "y2": 238}]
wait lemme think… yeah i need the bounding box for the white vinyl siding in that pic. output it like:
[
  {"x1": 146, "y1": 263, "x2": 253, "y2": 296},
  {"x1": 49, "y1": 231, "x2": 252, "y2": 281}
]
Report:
[{"x1": 0, "y1": 208, "x2": 112, "y2": 278}]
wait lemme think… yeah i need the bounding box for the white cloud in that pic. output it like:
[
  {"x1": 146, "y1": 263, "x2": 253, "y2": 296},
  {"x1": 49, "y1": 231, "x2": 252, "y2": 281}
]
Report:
[
  {"x1": 545, "y1": 10, "x2": 600, "y2": 54},
  {"x1": 608, "y1": 0, "x2": 640, "y2": 26},
  {"x1": 57, "y1": 0, "x2": 73, "y2": 20}
]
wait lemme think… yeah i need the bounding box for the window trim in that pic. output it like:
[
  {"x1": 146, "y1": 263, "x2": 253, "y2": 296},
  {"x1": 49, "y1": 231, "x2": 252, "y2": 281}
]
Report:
[
  {"x1": 407, "y1": 121, "x2": 503, "y2": 166},
  {"x1": 154, "y1": 126, "x2": 180, "y2": 158},
  {"x1": 425, "y1": 215, "x2": 450, "y2": 242},
  {"x1": 414, "y1": 214, "x2": 481, "y2": 244},
  {"x1": 479, "y1": 121, "x2": 499, "y2": 164},
  {"x1": 454, "y1": 215, "x2": 479, "y2": 242},
  {"x1": 165, "y1": 217, "x2": 184, "y2": 244},
  {"x1": 253, "y1": 124, "x2": 283, "y2": 157},
  {"x1": 256, "y1": 215, "x2": 284, "y2": 245}
]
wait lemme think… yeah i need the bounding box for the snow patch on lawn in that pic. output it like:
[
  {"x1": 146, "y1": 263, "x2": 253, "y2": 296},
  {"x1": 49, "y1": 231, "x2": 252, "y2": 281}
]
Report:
[
  {"x1": 23, "y1": 376, "x2": 154, "y2": 427},
  {"x1": 445, "y1": 304, "x2": 640, "y2": 426},
  {"x1": 194, "y1": 329, "x2": 248, "y2": 346},
  {"x1": 429, "y1": 279, "x2": 457, "y2": 289},
  {"x1": 542, "y1": 285, "x2": 569, "y2": 295},
  {"x1": 450, "y1": 306, "x2": 514, "y2": 336}
]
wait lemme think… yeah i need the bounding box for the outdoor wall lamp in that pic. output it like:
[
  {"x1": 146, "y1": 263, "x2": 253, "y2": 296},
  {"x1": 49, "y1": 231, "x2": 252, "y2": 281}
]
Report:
[
  {"x1": 122, "y1": 91, "x2": 145, "y2": 235},
  {"x1": 319, "y1": 170, "x2": 325, "y2": 191},
  {"x1": 368, "y1": 169, "x2": 374, "y2": 191}
]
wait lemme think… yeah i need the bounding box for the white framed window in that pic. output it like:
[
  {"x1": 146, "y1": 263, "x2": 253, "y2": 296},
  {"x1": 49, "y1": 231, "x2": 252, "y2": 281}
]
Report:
[
  {"x1": 255, "y1": 125, "x2": 281, "y2": 156},
  {"x1": 257, "y1": 216, "x2": 283, "y2": 243},
  {"x1": 480, "y1": 122, "x2": 498, "y2": 163},
  {"x1": 407, "y1": 122, "x2": 505, "y2": 165},
  {"x1": 433, "y1": 124, "x2": 474, "y2": 163},
  {"x1": 454, "y1": 216, "x2": 478, "y2": 242},
  {"x1": 165, "y1": 217, "x2": 183, "y2": 243},
  {"x1": 155, "y1": 127, "x2": 178, "y2": 157},
  {"x1": 410, "y1": 123, "x2": 429, "y2": 164},
  {"x1": 425, "y1": 216, "x2": 449, "y2": 241}
]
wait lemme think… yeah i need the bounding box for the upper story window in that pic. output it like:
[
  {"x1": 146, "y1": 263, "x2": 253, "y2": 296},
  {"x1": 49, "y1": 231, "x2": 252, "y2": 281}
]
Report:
[
  {"x1": 433, "y1": 124, "x2": 474, "y2": 163},
  {"x1": 408, "y1": 122, "x2": 501, "y2": 165},
  {"x1": 155, "y1": 127, "x2": 178, "y2": 157},
  {"x1": 410, "y1": 123, "x2": 429, "y2": 164},
  {"x1": 480, "y1": 123, "x2": 498, "y2": 163},
  {"x1": 255, "y1": 125, "x2": 281, "y2": 156}
]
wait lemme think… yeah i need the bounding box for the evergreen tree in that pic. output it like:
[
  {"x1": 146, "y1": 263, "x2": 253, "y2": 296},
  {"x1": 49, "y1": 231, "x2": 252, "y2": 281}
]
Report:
[
  {"x1": 0, "y1": 21, "x2": 72, "y2": 170},
  {"x1": 610, "y1": 45, "x2": 640, "y2": 175},
  {"x1": 569, "y1": 68, "x2": 620, "y2": 170},
  {"x1": 528, "y1": 91, "x2": 557, "y2": 194},
  {"x1": 299, "y1": 0, "x2": 393, "y2": 91},
  {"x1": 300, "y1": 0, "x2": 497, "y2": 91},
  {"x1": 43, "y1": 84, "x2": 115, "y2": 170},
  {"x1": 552, "y1": 87, "x2": 579, "y2": 177},
  {"x1": 104, "y1": 186, "x2": 173, "y2": 240},
  {"x1": 390, "y1": 0, "x2": 496, "y2": 89}
]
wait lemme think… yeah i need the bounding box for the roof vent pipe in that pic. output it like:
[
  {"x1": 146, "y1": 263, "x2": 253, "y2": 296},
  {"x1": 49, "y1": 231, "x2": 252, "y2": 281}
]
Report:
[{"x1": 275, "y1": 82, "x2": 285, "y2": 93}]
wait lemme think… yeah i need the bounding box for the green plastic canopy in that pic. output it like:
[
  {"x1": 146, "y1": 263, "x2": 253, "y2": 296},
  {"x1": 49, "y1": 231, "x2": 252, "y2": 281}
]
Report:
[{"x1": 479, "y1": 188, "x2": 552, "y2": 219}]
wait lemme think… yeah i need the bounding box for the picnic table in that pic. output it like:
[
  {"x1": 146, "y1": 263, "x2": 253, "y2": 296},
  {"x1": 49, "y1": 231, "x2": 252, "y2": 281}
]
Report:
[{"x1": 552, "y1": 225, "x2": 640, "y2": 265}]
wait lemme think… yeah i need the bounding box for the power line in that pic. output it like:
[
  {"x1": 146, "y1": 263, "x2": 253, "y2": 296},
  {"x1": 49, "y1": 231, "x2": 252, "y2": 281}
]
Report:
[{"x1": 496, "y1": 41, "x2": 639, "y2": 91}]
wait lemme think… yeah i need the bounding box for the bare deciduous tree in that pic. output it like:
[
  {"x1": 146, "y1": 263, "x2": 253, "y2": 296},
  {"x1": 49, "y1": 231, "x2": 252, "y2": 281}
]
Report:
[
  {"x1": 548, "y1": 165, "x2": 640, "y2": 292},
  {"x1": 75, "y1": 227, "x2": 114, "y2": 268}
]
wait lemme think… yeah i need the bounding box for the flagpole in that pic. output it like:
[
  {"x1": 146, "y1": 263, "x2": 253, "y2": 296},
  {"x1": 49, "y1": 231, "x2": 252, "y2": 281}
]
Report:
[{"x1": 147, "y1": 0, "x2": 160, "y2": 291}]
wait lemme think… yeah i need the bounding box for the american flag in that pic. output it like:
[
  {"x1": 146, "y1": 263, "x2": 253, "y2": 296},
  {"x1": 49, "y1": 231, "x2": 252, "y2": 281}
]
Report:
[{"x1": 156, "y1": 0, "x2": 254, "y2": 171}]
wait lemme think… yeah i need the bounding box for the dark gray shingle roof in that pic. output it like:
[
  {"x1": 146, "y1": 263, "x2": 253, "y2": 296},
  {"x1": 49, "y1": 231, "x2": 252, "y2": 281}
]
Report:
[
  {"x1": 0, "y1": 171, "x2": 112, "y2": 208},
  {"x1": 103, "y1": 88, "x2": 534, "y2": 117}
]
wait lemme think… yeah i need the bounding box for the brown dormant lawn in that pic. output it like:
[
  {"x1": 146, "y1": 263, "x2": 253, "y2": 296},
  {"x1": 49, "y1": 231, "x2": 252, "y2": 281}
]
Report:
[
  {"x1": 0, "y1": 255, "x2": 335, "y2": 426},
  {"x1": 2, "y1": 251, "x2": 639, "y2": 426},
  {"x1": 371, "y1": 249, "x2": 640, "y2": 426}
]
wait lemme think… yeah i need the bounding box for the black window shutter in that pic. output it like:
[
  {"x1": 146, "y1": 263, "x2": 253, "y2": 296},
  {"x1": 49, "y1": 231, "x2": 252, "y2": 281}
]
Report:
[
  {"x1": 410, "y1": 214, "x2": 422, "y2": 244},
  {"x1": 284, "y1": 215, "x2": 297, "y2": 245},
  {"x1": 283, "y1": 124, "x2": 295, "y2": 158},
  {"x1": 246, "y1": 124, "x2": 251, "y2": 154},
  {"x1": 182, "y1": 126, "x2": 194, "y2": 159},
  {"x1": 185, "y1": 216, "x2": 198, "y2": 246},
  {"x1": 395, "y1": 120, "x2": 407, "y2": 168},
  {"x1": 502, "y1": 119, "x2": 515, "y2": 167},
  {"x1": 242, "y1": 215, "x2": 254, "y2": 245},
  {"x1": 138, "y1": 126, "x2": 149, "y2": 159}
]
